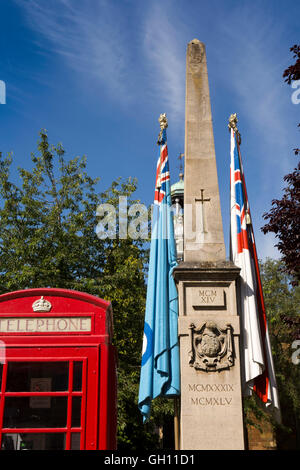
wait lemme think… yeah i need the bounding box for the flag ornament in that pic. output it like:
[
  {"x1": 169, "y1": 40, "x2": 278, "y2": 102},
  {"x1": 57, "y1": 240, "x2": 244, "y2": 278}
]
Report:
[
  {"x1": 229, "y1": 114, "x2": 280, "y2": 417},
  {"x1": 138, "y1": 114, "x2": 180, "y2": 422}
]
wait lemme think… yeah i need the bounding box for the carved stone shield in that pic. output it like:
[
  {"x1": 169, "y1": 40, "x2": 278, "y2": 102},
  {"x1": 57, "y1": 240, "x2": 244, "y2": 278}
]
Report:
[{"x1": 188, "y1": 320, "x2": 234, "y2": 372}]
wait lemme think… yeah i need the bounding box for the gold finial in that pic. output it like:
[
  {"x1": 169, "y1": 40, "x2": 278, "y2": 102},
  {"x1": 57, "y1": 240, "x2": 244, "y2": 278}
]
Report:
[
  {"x1": 228, "y1": 113, "x2": 241, "y2": 144},
  {"x1": 228, "y1": 113, "x2": 238, "y2": 133},
  {"x1": 157, "y1": 113, "x2": 168, "y2": 145},
  {"x1": 158, "y1": 113, "x2": 168, "y2": 130}
]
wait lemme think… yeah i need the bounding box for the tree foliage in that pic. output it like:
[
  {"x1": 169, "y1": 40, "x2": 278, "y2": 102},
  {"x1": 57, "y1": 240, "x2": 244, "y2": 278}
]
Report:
[
  {"x1": 261, "y1": 46, "x2": 300, "y2": 283},
  {"x1": 0, "y1": 130, "x2": 159, "y2": 449},
  {"x1": 246, "y1": 259, "x2": 300, "y2": 449},
  {"x1": 283, "y1": 44, "x2": 300, "y2": 85},
  {"x1": 261, "y1": 162, "x2": 300, "y2": 283},
  {"x1": 253, "y1": 48, "x2": 300, "y2": 447}
]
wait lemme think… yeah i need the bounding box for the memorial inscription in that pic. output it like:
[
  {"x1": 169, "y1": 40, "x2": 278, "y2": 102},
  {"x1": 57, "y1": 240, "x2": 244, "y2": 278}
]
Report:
[
  {"x1": 190, "y1": 397, "x2": 232, "y2": 406},
  {"x1": 191, "y1": 287, "x2": 225, "y2": 308},
  {"x1": 188, "y1": 383, "x2": 234, "y2": 392},
  {"x1": 188, "y1": 383, "x2": 235, "y2": 406}
]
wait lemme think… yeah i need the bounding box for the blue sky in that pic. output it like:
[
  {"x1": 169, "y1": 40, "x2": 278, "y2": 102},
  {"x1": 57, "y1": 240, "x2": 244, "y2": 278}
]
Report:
[{"x1": 0, "y1": 0, "x2": 299, "y2": 260}]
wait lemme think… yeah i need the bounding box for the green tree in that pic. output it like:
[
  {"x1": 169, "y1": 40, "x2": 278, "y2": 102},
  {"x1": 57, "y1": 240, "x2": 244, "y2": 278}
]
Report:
[
  {"x1": 0, "y1": 130, "x2": 158, "y2": 449},
  {"x1": 253, "y1": 259, "x2": 300, "y2": 449}
]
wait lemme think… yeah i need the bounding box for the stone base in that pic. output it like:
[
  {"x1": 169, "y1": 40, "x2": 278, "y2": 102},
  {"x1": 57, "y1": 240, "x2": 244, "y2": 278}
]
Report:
[{"x1": 173, "y1": 261, "x2": 245, "y2": 450}]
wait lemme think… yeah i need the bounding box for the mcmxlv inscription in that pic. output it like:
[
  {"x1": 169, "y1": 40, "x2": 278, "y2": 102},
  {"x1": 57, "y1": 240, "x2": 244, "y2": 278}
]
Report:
[{"x1": 191, "y1": 397, "x2": 232, "y2": 406}]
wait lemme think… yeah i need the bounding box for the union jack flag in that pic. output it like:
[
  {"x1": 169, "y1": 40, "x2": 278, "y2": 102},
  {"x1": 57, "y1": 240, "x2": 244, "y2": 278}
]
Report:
[
  {"x1": 232, "y1": 148, "x2": 249, "y2": 254},
  {"x1": 230, "y1": 128, "x2": 280, "y2": 419},
  {"x1": 154, "y1": 128, "x2": 170, "y2": 204}
]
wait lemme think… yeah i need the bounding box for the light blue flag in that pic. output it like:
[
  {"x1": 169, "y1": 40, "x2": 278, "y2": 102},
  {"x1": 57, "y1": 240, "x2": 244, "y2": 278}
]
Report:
[{"x1": 138, "y1": 126, "x2": 180, "y2": 422}]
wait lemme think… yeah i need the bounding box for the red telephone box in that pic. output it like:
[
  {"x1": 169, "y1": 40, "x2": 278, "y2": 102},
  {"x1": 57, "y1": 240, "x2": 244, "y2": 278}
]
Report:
[{"x1": 0, "y1": 288, "x2": 117, "y2": 450}]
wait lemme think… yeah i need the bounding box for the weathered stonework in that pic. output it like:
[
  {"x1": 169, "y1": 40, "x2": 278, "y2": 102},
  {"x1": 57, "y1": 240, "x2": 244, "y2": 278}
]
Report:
[
  {"x1": 184, "y1": 40, "x2": 225, "y2": 262},
  {"x1": 174, "y1": 262, "x2": 245, "y2": 450},
  {"x1": 188, "y1": 320, "x2": 234, "y2": 372},
  {"x1": 176, "y1": 38, "x2": 245, "y2": 450}
]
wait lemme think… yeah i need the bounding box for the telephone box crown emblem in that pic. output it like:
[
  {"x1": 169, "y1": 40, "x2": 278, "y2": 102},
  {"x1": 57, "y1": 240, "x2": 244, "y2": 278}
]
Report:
[{"x1": 32, "y1": 296, "x2": 52, "y2": 312}]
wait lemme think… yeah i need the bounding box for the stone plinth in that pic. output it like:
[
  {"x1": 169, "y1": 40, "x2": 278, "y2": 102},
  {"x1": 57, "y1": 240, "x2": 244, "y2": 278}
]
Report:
[{"x1": 173, "y1": 261, "x2": 245, "y2": 450}]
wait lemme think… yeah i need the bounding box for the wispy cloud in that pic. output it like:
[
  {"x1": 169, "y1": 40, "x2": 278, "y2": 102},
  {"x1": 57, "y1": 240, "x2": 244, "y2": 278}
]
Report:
[
  {"x1": 214, "y1": 5, "x2": 295, "y2": 176},
  {"x1": 142, "y1": 2, "x2": 186, "y2": 127},
  {"x1": 16, "y1": 0, "x2": 187, "y2": 125},
  {"x1": 16, "y1": 0, "x2": 136, "y2": 103}
]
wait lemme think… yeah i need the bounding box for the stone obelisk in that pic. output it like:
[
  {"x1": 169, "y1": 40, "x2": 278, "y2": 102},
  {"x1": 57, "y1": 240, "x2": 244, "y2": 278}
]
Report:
[
  {"x1": 184, "y1": 39, "x2": 225, "y2": 261},
  {"x1": 173, "y1": 40, "x2": 245, "y2": 450}
]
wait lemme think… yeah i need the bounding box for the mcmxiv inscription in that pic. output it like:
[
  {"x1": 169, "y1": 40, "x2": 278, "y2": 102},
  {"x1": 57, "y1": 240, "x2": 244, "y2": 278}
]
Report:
[{"x1": 191, "y1": 287, "x2": 225, "y2": 308}]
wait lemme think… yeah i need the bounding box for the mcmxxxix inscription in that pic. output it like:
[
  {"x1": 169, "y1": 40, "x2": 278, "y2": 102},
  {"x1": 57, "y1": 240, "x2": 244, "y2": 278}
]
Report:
[
  {"x1": 188, "y1": 383, "x2": 234, "y2": 407},
  {"x1": 188, "y1": 383, "x2": 234, "y2": 392}
]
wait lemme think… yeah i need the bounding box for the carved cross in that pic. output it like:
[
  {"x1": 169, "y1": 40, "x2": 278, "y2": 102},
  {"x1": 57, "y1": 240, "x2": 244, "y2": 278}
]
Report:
[{"x1": 195, "y1": 189, "x2": 210, "y2": 233}]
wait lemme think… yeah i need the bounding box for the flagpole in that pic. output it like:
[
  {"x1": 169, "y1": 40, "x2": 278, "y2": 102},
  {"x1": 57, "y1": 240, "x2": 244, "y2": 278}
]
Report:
[{"x1": 174, "y1": 397, "x2": 180, "y2": 450}]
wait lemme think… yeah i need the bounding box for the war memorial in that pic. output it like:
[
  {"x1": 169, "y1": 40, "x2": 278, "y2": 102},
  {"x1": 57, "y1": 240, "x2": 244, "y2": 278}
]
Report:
[{"x1": 173, "y1": 39, "x2": 244, "y2": 450}]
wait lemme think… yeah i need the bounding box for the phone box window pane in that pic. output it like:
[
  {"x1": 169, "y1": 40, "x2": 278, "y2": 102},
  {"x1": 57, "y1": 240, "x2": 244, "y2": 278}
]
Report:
[
  {"x1": 3, "y1": 396, "x2": 68, "y2": 428},
  {"x1": 6, "y1": 362, "x2": 69, "y2": 392},
  {"x1": 1, "y1": 433, "x2": 66, "y2": 450},
  {"x1": 71, "y1": 397, "x2": 82, "y2": 428},
  {"x1": 72, "y1": 362, "x2": 83, "y2": 391},
  {"x1": 71, "y1": 433, "x2": 81, "y2": 450}
]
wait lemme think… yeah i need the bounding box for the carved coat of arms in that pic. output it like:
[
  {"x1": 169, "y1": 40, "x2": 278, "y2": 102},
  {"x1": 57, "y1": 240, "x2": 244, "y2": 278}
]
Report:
[{"x1": 188, "y1": 320, "x2": 234, "y2": 372}]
